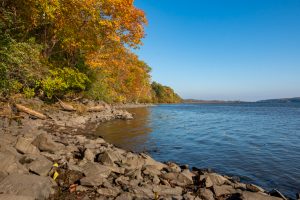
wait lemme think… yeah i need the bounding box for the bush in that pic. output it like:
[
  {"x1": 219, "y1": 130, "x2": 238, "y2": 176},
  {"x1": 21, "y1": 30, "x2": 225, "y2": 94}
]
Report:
[
  {"x1": 0, "y1": 37, "x2": 46, "y2": 96},
  {"x1": 41, "y1": 67, "x2": 90, "y2": 99}
]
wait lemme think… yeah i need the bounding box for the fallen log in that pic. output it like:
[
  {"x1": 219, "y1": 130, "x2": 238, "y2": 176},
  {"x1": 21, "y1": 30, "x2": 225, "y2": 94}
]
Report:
[
  {"x1": 57, "y1": 99, "x2": 76, "y2": 111},
  {"x1": 87, "y1": 105, "x2": 106, "y2": 112},
  {"x1": 14, "y1": 104, "x2": 47, "y2": 120}
]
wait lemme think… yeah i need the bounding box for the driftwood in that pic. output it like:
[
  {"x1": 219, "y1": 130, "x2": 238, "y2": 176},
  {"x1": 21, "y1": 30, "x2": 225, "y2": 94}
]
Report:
[
  {"x1": 14, "y1": 104, "x2": 47, "y2": 120},
  {"x1": 87, "y1": 105, "x2": 106, "y2": 112},
  {"x1": 57, "y1": 99, "x2": 76, "y2": 111}
]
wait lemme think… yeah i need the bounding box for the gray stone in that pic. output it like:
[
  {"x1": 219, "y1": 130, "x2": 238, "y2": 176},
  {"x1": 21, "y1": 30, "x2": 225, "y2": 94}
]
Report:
[
  {"x1": 115, "y1": 176, "x2": 129, "y2": 186},
  {"x1": 115, "y1": 192, "x2": 134, "y2": 200},
  {"x1": 80, "y1": 162, "x2": 111, "y2": 186},
  {"x1": 84, "y1": 149, "x2": 95, "y2": 161},
  {"x1": 162, "y1": 172, "x2": 193, "y2": 186},
  {"x1": 141, "y1": 153, "x2": 167, "y2": 170},
  {"x1": 0, "y1": 194, "x2": 35, "y2": 200},
  {"x1": 143, "y1": 165, "x2": 162, "y2": 176},
  {"x1": 0, "y1": 174, "x2": 56, "y2": 200},
  {"x1": 15, "y1": 137, "x2": 39, "y2": 155},
  {"x1": 83, "y1": 162, "x2": 111, "y2": 178},
  {"x1": 22, "y1": 154, "x2": 52, "y2": 176},
  {"x1": 246, "y1": 184, "x2": 265, "y2": 192},
  {"x1": 207, "y1": 173, "x2": 228, "y2": 186},
  {"x1": 80, "y1": 176, "x2": 104, "y2": 187},
  {"x1": 199, "y1": 188, "x2": 214, "y2": 200},
  {"x1": 97, "y1": 187, "x2": 120, "y2": 197},
  {"x1": 213, "y1": 184, "x2": 238, "y2": 197},
  {"x1": 0, "y1": 152, "x2": 28, "y2": 175},
  {"x1": 32, "y1": 132, "x2": 64, "y2": 153},
  {"x1": 98, "y1": 150, "x2": 122, "y2": 166},
  {"x1": 241, "y1": 191, "x2": 283, "y2": 200},
  {"x1": 167, "y1": 162, "x2": 181, "y2": 173},
  {"x1": 153, "y1": 185, "x2": 183, "y2": 197}
]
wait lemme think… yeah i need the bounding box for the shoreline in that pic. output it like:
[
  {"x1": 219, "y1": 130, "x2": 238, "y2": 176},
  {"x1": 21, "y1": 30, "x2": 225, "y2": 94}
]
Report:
[{"x1": 0, "y1": 98, "x2": 293, "y2": 200}]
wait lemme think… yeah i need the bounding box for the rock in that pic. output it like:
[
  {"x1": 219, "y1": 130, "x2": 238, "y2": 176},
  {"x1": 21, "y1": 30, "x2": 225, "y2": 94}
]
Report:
[
  {"x1": 0, "y1": 174, "x2": 56, "y2": 200},
  {"x1": 213, "y1": 184, "x2": 238, "y2": 197},
  {"x1": 32, "y1": 132, "x2": 64, "y2": 153},
  {"x1": 80, "y1": 162, "x2": 111, "y2": 186},
  {"x1": 83, "y1": 162, "x2": 111, "y2": 178},
  {"x1": 233, "y1": 182, "x2": 247, "y2": 190},
  {"x1": 115, "y1": 192, "x2": 134, "y2": 200},
  {"x1": 246, "y1": 184, "x2": 265, "y2": 192},
  {"x1": 15, "y1": 137, "x2": 39, "y2": 155},
  {"x1": 167, "y1": 162, "x2": 181, "y2": 173},
  {"x1": 80, "y1": 176, "x2": 104, "y2": 187},
  {"x1": 123, "y1": 155, "x2": 145, "y2": 169},
  {"x1": 125, "y1": 168, "x2": 143, "y2": 181},
  {"x1": 84, "y1": 149, "x2": 95, "y2": 161},
  {"x1": 143, "y1": 165, "x2": 162, "y2": 176},
  {"x1": 76, "y1": 135, "x2": 87, "y2": 144},
  {"x1": 0, "y1": 152, "x2": 28, "y2": 175},
  {"x1": 115, "y1": 176, "x2": 129, "y2": 186},
  {"x1": 183, "y1": 192, "x2": 201, "y2": 200},
  {"x1": 152, "y1": 175, "x2": 160, "y2": 184},
  {"x1": 269, "y1": 189, "x2": 288, "y2": 200},
  {"x1": 241, "y1": 191, "x2": 283, "y2": 200},
  {"x1": 162, "y1": 172, "x2": 193, "y2": 186},
  {"x1": 154, "y1": 185, "x2": 183, "y2": 197},
  {"x1": 131, "y1": 186, "x2": 154, "y2": 199},
  {"x1": 207, "y1": 173, "x2": 228, "y2": 186},
  {"x1": 97, "y1": 187, "x2": 120, "y2": 197},
  {"x1": 0, "y1": 194, "x2": 35, "y2": 200},
  {"x1": 21, "y1": 154, "x2": 52, "y2": 176},
  {"x1": 199, "y1": 188, "x2": 215, "y2": 200},
  {"x1": 141, "y1": 153, "x2": 166, "y2": 170},
  {"x1": 98, "y1": 150, "x2": 122, "y2": 166}
]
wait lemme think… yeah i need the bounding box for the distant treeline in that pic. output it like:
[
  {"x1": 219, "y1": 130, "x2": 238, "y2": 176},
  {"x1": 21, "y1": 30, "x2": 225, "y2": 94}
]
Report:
[{"x1": 0, "y1": 0, "x2": 181, "y2": 103}]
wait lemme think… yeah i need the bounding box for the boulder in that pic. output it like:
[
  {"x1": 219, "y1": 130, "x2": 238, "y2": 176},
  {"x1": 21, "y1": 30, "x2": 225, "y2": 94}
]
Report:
[
  {"x1": 80, "y1": 176, "x2": 104, "y2": 187},
  {"x1": 207, "y1": 173, "x2": 228, "y2": 186},
  {"x1": 0, "y1": 194, "x2": 35, "y2": 200},
  {"x1": 199, "y1": 188, "x2": 215, "y2": 200},
  {"x1": 83, "y1": 162, "x2": 111, "y2": 178},
  {"x1": 115, "y1": 192, "x2": 135, "y2": 200},
  {"x1": 213, "y1": 185, "x2": 238, "y2": 197},
  {"x1": 143, "y1": 165, "x2": 162, "y2": 176},
  {"x1": 15, "y1": 137, "x2": 39, "y2": 155},
  {"x1": 0, "y1": 152, "x2": 28, "y2": 175},
  {"x1": 115, "y1": 176, "x2": 129, "y2": 186},
  {"x1": 166, "y1": 162, "x2": 181, "y2": 173},
  {"x1": 21, "y1": 154, "x2": 52, "y2": 176},
  {"x1": 141, "y1": 153, "x2": 167, "y2": 170},
  {"x1": 131, "y1": 186, "x2": 154, "y2": 199},
  {"x1": 97, "y1": 187, "x2": 121, "y2": 197},
  {"x1": 84, "y1": 149, "x2": 95, "y2": 161},
  {"x1": 162, "y1": 172, "x2": 193, "y2": 186},
  {"x1": 32, "y1": 133, "x2": 64, "y2": 153},
  {"x1": 98, "y1": 150, "x2": 122, "y2": 166},
  {"x1": 241, "y1": 191, "x2": 283, "y2": 200},
  {"x1": 153, "y1": 185, "x2": 183, "y2": 197},
  {"x1": 80, "y1": 162, "x2": 111, "y2": 186},
  {"x1": 0, "y1": 174, "x2": 56, "y2": 200},
  {"x1": 246, "y1": 184, "x2": 265, "y2": 192}
]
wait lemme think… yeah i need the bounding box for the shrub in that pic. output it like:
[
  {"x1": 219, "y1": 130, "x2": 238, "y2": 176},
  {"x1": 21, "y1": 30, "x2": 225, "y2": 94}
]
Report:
[{"x1": 41, "y1": 67, "x2": 90, "y2": 99}]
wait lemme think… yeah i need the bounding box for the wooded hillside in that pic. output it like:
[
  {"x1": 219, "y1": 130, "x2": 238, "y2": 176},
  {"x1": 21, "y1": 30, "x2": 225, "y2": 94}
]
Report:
[{"x1": 0, "y1": 0, "x2": 181, "y2": 103}]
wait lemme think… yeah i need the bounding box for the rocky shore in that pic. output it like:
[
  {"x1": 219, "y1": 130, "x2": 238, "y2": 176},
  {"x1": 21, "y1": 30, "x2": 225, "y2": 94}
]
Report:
[{"x1": 0, "y1": 98, "x2": 295, "y2": 200}]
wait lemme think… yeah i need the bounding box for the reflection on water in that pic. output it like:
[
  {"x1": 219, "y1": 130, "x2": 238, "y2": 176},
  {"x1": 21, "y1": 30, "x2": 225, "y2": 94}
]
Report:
[
  {"x1": 92, "y1": 103, "x2": 300, "y2": 198},
  {"x1": 94, "y1": 107, "x2": 152, "y2": 152}
]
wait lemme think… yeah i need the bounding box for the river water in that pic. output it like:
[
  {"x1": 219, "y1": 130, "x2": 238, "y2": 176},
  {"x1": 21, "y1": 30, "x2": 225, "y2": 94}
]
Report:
[{"x1": 94, "y1": 103, "x2": 300, "y2": 197}]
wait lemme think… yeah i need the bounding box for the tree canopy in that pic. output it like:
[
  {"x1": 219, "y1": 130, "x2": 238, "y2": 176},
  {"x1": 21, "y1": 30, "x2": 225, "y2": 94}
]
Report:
[{"x1": 0, "y1": 0, "x2": 181, "y2": 103}]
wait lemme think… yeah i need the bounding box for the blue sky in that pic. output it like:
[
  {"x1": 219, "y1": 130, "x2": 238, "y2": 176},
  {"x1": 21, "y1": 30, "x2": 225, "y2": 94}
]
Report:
[{"x1": 134, "y1": 0, "x2": 300, "y2": 101}]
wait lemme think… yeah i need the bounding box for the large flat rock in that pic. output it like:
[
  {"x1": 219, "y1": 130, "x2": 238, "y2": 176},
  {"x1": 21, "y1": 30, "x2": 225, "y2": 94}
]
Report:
[{"x1": 0, "y1": 174, "x2": 56, "y2": 200}]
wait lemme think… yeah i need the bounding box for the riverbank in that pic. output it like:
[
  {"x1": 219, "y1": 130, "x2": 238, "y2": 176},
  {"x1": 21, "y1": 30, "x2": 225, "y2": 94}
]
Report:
[{"x1": 0, "y1": 98, "x2": 293, "y2": 200}]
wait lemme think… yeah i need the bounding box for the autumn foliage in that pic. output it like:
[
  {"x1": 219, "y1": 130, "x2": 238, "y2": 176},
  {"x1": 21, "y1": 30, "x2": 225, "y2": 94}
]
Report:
[{"x1": 0, "y1": 0, "x2": 181, "y2": 103}]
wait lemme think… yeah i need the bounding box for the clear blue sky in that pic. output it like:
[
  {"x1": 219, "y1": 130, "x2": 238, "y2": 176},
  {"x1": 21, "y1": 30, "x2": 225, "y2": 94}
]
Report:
[{"x1": 134, "y1": 0, "x2": 300, "y2": 101}]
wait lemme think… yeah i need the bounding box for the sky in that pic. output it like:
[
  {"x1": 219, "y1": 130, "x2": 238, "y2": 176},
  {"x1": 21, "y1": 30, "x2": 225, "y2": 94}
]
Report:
[{"x1": 134, "y1": 0, "x2": 300, "y2": 101}]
